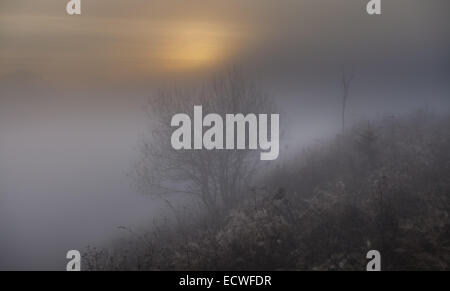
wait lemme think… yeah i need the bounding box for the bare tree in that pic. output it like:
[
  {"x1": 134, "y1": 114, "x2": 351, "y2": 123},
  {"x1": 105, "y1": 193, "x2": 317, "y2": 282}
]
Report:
[
  {"x1": 136, "y1": 67, "x2": 273, "y2": 215},
  {"x1": 341, "y1": 71, "x2": 355, "y2": 132}
]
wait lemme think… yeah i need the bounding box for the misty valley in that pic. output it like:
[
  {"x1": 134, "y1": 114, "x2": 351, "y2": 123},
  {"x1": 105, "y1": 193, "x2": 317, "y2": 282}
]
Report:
[{"x1": 1, "y1": 0, "x2": 449, "y2": 273}]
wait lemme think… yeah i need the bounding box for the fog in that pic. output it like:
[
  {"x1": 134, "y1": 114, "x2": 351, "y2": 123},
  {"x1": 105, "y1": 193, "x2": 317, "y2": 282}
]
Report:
[{"x1": 0, "y1": 0, "x2": 449, "y2": 269}]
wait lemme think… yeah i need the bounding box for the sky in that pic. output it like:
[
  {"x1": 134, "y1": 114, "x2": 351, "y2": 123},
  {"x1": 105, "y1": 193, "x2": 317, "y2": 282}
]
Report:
[{"x1": 0, "y1": 0, "x2": 449, "y2": 269}]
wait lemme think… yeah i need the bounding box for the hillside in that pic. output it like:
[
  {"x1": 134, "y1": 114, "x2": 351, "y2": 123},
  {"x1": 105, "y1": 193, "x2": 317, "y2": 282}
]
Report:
[{"x1": 85, "y1": 111, "x2": 450, "y2": 271}]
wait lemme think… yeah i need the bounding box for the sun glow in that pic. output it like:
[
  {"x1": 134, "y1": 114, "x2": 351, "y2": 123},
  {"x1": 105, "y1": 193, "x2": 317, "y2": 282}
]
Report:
[{"x1": 155, "y1": 22, "x2": 238, "y2": 72}]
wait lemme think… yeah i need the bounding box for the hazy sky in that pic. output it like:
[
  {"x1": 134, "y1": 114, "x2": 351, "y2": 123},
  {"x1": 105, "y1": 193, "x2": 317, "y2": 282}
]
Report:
[
  {"x1": 1, "y1": 0, "x2": 449, "y2": 81},
  {"x1": 0, "y1": 0, "x2": 449, "y2": 270}
]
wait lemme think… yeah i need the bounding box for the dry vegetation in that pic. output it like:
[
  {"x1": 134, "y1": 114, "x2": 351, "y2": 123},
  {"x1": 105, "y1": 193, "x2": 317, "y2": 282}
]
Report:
[{"x1": 85, "y1": 111, "x2": 450, "y2": 271}]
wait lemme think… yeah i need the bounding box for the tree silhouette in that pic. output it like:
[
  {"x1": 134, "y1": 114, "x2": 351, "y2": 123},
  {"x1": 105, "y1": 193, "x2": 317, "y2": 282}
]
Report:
[{"x1": 136, "y1": 67, "x2": 273, "y2": 215}]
